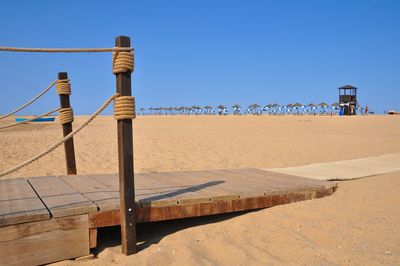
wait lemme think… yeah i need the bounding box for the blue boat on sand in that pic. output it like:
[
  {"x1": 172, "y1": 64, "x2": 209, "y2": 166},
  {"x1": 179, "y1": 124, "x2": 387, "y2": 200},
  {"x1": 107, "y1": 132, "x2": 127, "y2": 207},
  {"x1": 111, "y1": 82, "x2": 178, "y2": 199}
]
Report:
[{"x1": 15, "y1": 117, "x2": 55, "y2": 122}]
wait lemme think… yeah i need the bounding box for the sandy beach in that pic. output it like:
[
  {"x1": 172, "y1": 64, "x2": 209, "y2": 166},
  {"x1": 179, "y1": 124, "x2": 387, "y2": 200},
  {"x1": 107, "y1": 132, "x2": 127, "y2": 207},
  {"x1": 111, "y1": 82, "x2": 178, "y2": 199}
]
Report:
[{"x1": 1, "y1": 115, "x2": 399, "y2": 264}]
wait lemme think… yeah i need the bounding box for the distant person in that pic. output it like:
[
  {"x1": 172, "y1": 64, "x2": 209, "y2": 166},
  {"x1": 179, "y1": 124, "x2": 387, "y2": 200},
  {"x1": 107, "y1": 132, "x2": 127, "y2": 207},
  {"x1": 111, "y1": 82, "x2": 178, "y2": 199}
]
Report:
[{"x1": 365, "y1": 105, "x2": 369, "y2": 115}]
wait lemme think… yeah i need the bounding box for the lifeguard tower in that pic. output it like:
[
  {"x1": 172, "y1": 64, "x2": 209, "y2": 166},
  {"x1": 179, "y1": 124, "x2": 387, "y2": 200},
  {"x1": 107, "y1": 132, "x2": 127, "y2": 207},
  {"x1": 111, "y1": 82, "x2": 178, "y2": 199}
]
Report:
[{"x1": 338, "y1": 85, "x2": 357, "y2": 115}]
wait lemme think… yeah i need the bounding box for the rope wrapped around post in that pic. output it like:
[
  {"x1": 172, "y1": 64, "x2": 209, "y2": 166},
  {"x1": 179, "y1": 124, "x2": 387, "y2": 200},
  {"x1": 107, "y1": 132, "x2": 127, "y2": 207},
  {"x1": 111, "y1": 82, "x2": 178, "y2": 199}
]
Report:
[
  {"x1": 59, "y1": 107, "x2": 74, "y2": 124},
  {"x1": 56, "y1": 78, "x2": 74, "y2": 124},
  {"x1": 114, "y1": 96, "x2": 136, "y2": 120},
  {"x1": 112, "y1": 50, "x2": 134, "y2": 74},
  {"x1": 56, "y1": 79, "x2": 71, "y2": 95},
  {"x1": 112, "y1": 48, "x2": 136, "y2": 120}
]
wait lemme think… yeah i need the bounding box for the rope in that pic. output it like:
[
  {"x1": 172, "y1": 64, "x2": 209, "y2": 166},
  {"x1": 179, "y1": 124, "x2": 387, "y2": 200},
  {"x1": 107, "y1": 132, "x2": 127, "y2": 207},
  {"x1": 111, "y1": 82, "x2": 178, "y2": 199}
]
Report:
[
  {"x1": 0, "y1": 47, "x2": 134, "y2": 53},
  {"x1": 112, "y1": 51, "x2": 134, "y2": 74},
  {"x1": 59, "y1": 107, "x2": 73, "y2": 124},
  {"x1": 0, "y1": 107, "x2": 60, "y2": 130},
  {"x1": 56, "y1": 79, "x2": 71, "y2": 95},
  {"x1": 0, "y1": 93, "x2": 119, "y2": 178},
  {"x1": 114, "y1": 96, "x2": 136, "y2": 120},
  {"x1": 0, "y1": 80, "x2": 57, "y2": 120}
]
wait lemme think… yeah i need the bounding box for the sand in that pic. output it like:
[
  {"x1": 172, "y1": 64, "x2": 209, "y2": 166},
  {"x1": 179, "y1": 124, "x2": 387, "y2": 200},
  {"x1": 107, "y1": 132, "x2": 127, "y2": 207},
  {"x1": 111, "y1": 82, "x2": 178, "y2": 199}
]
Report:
[{"x1": 1, "y1": 115, "x2": 399, "y2": 264}]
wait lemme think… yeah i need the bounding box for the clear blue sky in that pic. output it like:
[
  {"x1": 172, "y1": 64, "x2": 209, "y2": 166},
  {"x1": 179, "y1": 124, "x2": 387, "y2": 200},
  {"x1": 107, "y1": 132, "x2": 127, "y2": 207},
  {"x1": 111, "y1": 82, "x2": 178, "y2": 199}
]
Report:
[{"x1": 1, "y1": 0, "x2": 399, "y2": 114}]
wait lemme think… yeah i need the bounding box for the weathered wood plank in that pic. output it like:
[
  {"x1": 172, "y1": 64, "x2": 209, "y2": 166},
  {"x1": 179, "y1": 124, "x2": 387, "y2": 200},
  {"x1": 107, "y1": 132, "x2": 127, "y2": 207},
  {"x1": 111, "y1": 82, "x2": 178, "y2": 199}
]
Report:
[
  {"x1": 28, "y1": 176, "x2": 97, "y2": 217},
  {"x1": 0, "y1": 214, "x2": 89, "y2": 266},
  {"x1": 87, "y1": 174, "x2": 156, "y2": 199},
  {"x1": 60, "y1": 175, "x2": 120, "y2": 211},
  {"x1": 159, "y1": 171, "x2": 242, "y2": 203},
  {"x1": 0, "y1": 178, "x2": 49, "y2": 226},
  {"x1": 88, "y1": 185, "x2": 336, "y2": 226},
  {"x1": 60, "y1": 175, "x2": 114, "y2": 194},
  {"x1": 89, "y1": 228, "x2": 97, "y2": 248}
]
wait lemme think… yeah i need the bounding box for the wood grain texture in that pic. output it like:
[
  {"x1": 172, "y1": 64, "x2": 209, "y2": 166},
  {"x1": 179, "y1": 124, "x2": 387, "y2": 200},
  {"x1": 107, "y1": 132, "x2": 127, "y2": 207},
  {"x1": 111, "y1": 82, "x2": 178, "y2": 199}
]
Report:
[
  {"x1": 88, "y1": 185, "x2": 336, "y2": 225},
  {"x1": 89, "y1": 228, "x2": 97, "y2": 248},
  {"x1": 28, "y1": 176, "x2": 97, "y2": 217},
  {"x1": 5, "y1": 169, "x2": 336, "y2": 227},
  {"x1": 0, "y1": 214, "x2": 89, "y2": 266},
  {"x1": 0, "y1": 178, "x2": 49, "y2": 226}
]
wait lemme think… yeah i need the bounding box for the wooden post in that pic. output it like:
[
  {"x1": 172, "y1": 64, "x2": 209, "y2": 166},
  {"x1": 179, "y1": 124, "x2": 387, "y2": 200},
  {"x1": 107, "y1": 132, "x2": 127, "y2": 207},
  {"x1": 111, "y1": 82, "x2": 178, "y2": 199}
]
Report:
[
  {"x1": 115, "y1": 36, "x2": 136, "y2": 255},
  {"x1": 58, "y1": 72, "x2": 77, "y2": 175}
]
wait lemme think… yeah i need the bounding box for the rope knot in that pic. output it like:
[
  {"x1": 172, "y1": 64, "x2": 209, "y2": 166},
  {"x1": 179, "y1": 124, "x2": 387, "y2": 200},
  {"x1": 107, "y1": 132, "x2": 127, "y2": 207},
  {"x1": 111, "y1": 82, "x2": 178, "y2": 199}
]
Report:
[
  {"x1": 56, "y1": 79, "x2": 71, "y2": 95},
  {"x1": 59, "y1": 107, "x2": 74, "y2": 124},
  {"x1": 112, "y1": 50, "x2": 134, "y2": 74},
  {"x1": 114, "y1": 96, "x2": 136, "y2": 120}
]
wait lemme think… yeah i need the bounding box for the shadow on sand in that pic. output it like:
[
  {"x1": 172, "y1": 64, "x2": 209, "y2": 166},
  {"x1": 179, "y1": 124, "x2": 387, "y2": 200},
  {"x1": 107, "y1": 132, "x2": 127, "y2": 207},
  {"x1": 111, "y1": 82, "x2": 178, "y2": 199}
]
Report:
[{"x1": 95, "y1": 209, "x2": 260, "y2": 254}]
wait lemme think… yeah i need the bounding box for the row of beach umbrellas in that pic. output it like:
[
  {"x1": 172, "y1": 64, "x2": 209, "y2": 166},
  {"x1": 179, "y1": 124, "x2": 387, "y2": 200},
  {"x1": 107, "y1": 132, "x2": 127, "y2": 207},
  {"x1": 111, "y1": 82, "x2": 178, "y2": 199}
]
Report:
[{"x1": 139, "y1": 102, "x2": 342, "y2": 115}]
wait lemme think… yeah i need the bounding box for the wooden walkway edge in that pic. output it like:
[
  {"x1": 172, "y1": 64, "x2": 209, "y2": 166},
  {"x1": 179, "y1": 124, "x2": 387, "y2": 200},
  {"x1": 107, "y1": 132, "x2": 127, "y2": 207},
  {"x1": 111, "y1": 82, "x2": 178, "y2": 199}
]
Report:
[{"x1": 0, "y1": 168, "x2": 337, "y2": 265}]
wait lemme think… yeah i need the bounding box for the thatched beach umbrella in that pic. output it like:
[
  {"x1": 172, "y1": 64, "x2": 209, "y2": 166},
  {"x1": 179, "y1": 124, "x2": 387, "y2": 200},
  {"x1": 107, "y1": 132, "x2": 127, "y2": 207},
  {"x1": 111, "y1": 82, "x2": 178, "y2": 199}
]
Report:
[
  {"x1": 293, "y1": 103, "x2": 303, "y2": 115},
  {"x1": 217, "y1": 105, "x2": 226, "y2": 115},
  {"x1": 232, "y1": 104, "x2": 241, "y2": 115},
  {"x1": 308, "y1": 103, "x2": 317, "y2": 115},
  {"x1": 263, "y1": 104, "x2": 273, "y2": 115},
  {"x1": 251, "y1": 104, "x2": 261, "y2": 115},
  {"x1": 271, "y1": 104, "x2": 281, "y2": 114},
  {"x1": 204, "y1": 105, "x2": 212, "y2": 115},
  {"x1": 330, "y1": 102, "x2": 340, "y2": 115},
  {"x1": 318, "y1": 102, "x2": 329, "y2": 115},
  {"x1": 286, "y1": 103, "x2": 294, "y2": 114}
]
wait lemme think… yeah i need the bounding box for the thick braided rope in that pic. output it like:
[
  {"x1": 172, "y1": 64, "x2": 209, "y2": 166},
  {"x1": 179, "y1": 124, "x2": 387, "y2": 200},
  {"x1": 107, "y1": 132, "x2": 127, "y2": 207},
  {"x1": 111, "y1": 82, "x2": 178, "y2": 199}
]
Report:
[
  {"x1": 0, "y1": 80, "x2": 57, "y2": 120},
  {"x1": 0, "y1": 47, "x2": 133, "y2": 53},
  {"x1": 0, "y1": 107, "x2": 60, "y2": 130},
  {"x1": 59, "y1": 107, "x2": 74, "y2": 124},
  {"x1": 112, "y1": 51, "x2": 134, "y2": 74},
  {"x1": 114, "y1": 96, "x2": 136, "y2": 120},
  {"x1": 56, "y1": 79, "x2": 71, "y2": 95},
  {"x1": 0, "y1": 93, "x2": 119, "y2": 178}
]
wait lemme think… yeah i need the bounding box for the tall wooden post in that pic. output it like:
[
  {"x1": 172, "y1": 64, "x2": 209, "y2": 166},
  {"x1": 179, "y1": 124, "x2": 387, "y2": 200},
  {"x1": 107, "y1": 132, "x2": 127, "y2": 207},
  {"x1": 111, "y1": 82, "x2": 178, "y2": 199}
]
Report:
[
  {"x1": 58, "y1": 72, "x2": 77, "y2": 175},
  {"x1": 115, "y1": 36, "x2": 136, "y2": 255}
]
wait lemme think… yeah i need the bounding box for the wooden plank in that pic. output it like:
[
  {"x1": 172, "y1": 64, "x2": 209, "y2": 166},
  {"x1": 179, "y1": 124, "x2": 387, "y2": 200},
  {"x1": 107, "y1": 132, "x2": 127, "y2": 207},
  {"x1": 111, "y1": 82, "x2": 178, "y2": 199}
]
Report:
[
  {"x1": 188, "y1": 170, "x2": 271, "y2": 197},
  {"x1": 28, "y1": 176, "x2": 97, "y2": 217},
  {"x1": 87, "y1": 174, "x2": 157, "y2": 210},
  {"x1": 137, "y1": 172, "x2": 212, "y2": 207},
  {"x1": 232, "y1": 168, "x2": 332, "y2": 188},
  {"x1": 155, "y1": 171, "x2": 240, "y2": 203},
  {"x1": 89, "y1": 228, "x2": 97, "y2": 248},
  {"x1": 161, "y1": 171, "x2": 240, "y2": 201},
  {"x1": 89, "y1": 174, "x2": 155, "y2": 196},
  {"x1": 88, "y1": 174, "x2": 120, "y2": 190},
  {"x1": 61, "y1": 175, "x2": 156, "y2": 211},
  {"x1": 224, "y1": 169, "x2": 337, "y2": 194},
  {"x1": 60, "y1": 175, "x2": 121, "y2": 211},
  {"x1": 201, "y1": 169, "x2": 321, "y2": 194},
  {"x1": 60, "y1": 175, "x2": 115, "y2": 193},
  {"x1": 0, "y1": 178, "x2": 49, "y2": 226},
  {"x1": 88, "y1": 185, "x2": 336, "y2": 226},
  {"x1": 0, "y1": 214, "x2": 89, "y2": 266}
]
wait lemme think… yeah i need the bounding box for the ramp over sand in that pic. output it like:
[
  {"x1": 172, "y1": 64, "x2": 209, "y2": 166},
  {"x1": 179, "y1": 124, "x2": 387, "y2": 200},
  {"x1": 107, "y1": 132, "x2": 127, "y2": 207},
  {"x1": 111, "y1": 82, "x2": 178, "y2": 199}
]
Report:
[{"x1": 266, "y1": 153, "x2": 400, "y2": 181}]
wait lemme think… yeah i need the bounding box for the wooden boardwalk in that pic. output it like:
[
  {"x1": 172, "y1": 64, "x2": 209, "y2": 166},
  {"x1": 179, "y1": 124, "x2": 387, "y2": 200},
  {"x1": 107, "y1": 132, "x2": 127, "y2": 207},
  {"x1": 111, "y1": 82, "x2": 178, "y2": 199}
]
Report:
[{"x1": 0, "y1": 168, "x2": 336, "y2": 265}]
